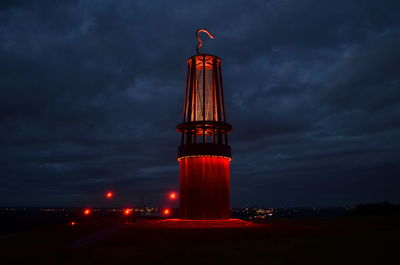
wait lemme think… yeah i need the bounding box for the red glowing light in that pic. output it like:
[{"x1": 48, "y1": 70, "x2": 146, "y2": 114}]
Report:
[
  {"x1": 123, "y1": 209, "x2": 132, "y2": 215},
  {"x1": 105, "y1": 192, "x2": 113, "y2": 199},
  {"x1": 70, "y1": 221, "x2": 76, "y2": 226},
  {"x1": 163, "y1": 209, "x2": 170, "y2": 215},
  {"x1": 169, "y1": 192, "x2": 177, "y2": 200},
  {"x1": 179, "y1": 156, "x2": 230, "y2": 220},
  {"x1": 83, "y1": 209, "x2": 91, "y2": 215}
]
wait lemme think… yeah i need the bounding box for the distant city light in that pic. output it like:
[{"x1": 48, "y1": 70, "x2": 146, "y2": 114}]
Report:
[
  {"x1": 83, "y1": 209, "x2": 91, "y2": 215},
  {"x1": 163, "y1": 209, "x2": 170, "y2": 215},
  {"x1": 169, "y1": 192, "x2": 177, "y2": 200},
  {"x1": 106, "y1": 192, "x2": 113, "y2": 199}
]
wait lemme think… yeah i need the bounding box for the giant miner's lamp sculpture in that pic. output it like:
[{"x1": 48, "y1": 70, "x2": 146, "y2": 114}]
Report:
[{"x1": 177, "y1": 29, "x2": 232, "y2": 220}]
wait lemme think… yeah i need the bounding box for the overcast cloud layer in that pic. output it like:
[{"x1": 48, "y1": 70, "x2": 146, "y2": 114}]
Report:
[{"x1": 1, "y1": 0, "x2": 399, "y2": 207}]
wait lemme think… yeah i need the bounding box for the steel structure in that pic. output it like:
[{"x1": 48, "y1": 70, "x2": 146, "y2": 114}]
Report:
[{"x1": 177, "y1": 29, "x2": 232, "y2": 220}]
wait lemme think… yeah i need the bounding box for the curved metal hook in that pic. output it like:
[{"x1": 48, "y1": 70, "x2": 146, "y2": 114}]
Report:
[{"x1": 196, "y1": 29, "x2": 216, "y2": 55}]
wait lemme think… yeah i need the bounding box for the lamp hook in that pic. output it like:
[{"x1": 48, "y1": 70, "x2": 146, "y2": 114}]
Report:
[{"x1": 196, "y1": 29, "x2": 215, "y2": 55}]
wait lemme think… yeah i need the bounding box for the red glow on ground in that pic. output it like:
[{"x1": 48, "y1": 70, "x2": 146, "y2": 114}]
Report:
[
  {"x1": 83, "y1": 209, "x2": 91, "y2": 215},
  {"x1": 169, "y1": 192, "x2": 177, "y2": 200},
  {"x1": 159, "y1": 219, "x2": 254, "y2": 228},
  {"x1": 123, "y1": 209, "x2": 132, "y2": 215},
  {"x1": 105, "y1": 192, "x2": 113, "y2": 199},
  {"x1": 163, "y1": 209, "x2": 170, "y2": 215}
]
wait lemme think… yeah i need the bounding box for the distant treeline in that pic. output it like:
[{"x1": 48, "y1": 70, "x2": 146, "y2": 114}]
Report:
[{"x1": 347, "y1": 201, "x2": 400, "y2": 216}]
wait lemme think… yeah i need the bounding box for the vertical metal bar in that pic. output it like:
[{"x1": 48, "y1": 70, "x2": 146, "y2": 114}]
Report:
[
  {"x1": 193, "y1": 57, "x2": 197, "y2": 144},
  {"x1": 217, "y1": 61, "x2": 229, "y2": 145},
  {"x1": 214, "y1": 58, "x2": 222, "y2": 144},
  {"x1": 218, "y1": 62, "x2": 226, "y2": 123},
  {"x1": 182, "y1": 60, "x2": 190, "y2": 123},
  {"x1": 202, "y1": 55, "x2": 206, "y2": 143},
  {"x1": 181, "y1": 59, "x2": 191, "y2": 145},
  {"x1": 212, "y1": 57, "x2": 217, "y2": 144},
  {"x1": 187, "y1": 58, "x2": 196, "y2": 144},
  {"x1": 186, "y1": 59, "x2": 194, "y2": 121}
]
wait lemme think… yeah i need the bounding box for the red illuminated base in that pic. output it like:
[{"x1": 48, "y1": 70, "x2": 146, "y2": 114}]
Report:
[{"x1": 179, "y1": 156, "x2": 230, "y2": 220}]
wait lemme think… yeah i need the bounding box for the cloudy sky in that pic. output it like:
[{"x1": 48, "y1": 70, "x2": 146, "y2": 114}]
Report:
[{"x1": 1, "y1": 0, "x2": 399, "y2": 208}]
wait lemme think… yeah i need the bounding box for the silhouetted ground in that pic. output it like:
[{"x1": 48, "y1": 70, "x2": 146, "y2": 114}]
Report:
[{"x1": 0, "y1": 216, "x2": 398, "y2": 265}]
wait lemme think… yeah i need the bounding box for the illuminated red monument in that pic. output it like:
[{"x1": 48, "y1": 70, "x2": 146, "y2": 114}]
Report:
[{"x1": 177, "y1": 29, "x2": 232, "y2": 220}]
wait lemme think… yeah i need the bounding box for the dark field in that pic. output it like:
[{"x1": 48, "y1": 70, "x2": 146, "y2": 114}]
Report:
[{"x1": 0, "y1": 216, "x2": 398, "y2": 265}]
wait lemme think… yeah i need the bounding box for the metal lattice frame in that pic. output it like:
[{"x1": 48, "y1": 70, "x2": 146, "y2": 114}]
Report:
[{"x1": 177, "y1": 54, "x2": 232, "y2": 158}]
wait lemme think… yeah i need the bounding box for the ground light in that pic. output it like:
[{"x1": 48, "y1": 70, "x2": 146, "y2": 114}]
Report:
[
  {"x1": 83, "y1": 209, "x2": 91, "y2": 215},
  {"x1": 169, "y1": 192, "x2": 177, "y2": 200},
  {"x1": 123, "y1": 209, "x2": 132, "y2": 215},
  {"x1": 163, "y1": 209, "x2": 170, "y2": 216}
]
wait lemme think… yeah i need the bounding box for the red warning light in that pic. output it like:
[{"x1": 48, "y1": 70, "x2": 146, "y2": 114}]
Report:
[
  {"x1": 106, "y1": 192, "x2": 113, "y2": 199},
  {"x1": 163, "y1": 209, "x2": 170, "y2": 215},
  {"x1": 123, "y1": 209, "x2": 132, "y2": 215},
  {"x1": 169, "y1": 192, "x2": 177, "y2": 200},
  {"x1": 83, "y1": 209, "x2": 91, "y2": 215}
]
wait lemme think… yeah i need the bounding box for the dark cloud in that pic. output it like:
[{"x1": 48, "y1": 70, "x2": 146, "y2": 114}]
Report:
[{"x1": 0, "y1": 0, "x2": 399, "y2": 207}]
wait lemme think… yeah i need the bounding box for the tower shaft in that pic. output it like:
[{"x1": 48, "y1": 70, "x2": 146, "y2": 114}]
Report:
[{"x1": 177, "y1": 53, "x2": 232, "y2": 220}]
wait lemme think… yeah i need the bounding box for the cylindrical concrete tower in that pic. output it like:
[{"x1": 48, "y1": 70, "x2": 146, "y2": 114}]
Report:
[{"x1": 177, "y1": 29, "x2": 232, "y2": 220}]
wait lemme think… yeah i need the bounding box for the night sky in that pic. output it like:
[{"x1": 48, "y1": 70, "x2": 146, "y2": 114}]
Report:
[{"x1": 1, "y1": 0, "x2": 400, "y2": 208}]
